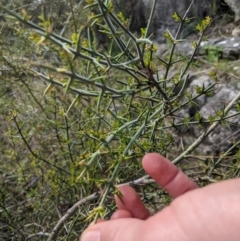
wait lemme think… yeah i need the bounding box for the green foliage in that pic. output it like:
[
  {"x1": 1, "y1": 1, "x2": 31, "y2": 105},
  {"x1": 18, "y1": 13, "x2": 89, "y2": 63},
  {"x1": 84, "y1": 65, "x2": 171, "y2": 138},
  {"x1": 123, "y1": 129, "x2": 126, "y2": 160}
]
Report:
[
  {"x1": 0, "y1": 1, "x2": 240, "y2": 240},
  {"x1": 204, "y1": 45, "x2": 223, "y2": 62}
]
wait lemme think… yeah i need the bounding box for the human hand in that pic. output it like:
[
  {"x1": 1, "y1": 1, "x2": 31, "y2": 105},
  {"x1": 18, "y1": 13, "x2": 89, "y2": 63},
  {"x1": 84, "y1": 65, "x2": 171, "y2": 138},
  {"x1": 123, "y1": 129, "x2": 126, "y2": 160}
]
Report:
[{"x1": 80, "y1": 153, "x2": 240, "y2": 241}]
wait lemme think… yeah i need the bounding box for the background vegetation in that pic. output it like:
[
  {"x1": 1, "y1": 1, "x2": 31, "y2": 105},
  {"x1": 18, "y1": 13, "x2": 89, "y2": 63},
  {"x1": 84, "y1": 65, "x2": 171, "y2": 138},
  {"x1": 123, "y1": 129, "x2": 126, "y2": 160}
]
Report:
[{"x1": 1, "y1": 0, "x2": 240, "y2": 240}]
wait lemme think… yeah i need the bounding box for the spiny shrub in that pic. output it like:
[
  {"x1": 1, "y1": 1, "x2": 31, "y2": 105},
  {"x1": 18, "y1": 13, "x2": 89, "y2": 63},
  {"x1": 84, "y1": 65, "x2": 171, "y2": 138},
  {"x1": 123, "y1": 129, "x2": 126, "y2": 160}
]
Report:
[{"x1": 1, "y1": 1, "x2": 240, "y2": 240}]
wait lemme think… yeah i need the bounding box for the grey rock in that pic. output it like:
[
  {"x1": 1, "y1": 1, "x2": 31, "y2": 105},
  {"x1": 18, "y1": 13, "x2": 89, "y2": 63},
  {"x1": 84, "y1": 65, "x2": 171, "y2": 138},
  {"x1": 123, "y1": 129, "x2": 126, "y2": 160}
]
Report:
[
  {"x1": 112, "y1": 0, "x2": 138, "y2": 18},
  {"x1": 129, "y1": 0, "x2": 213, "y2": 42},
  {"x1": 173, "y1": 74, "x2": 240, "y2": 155},
  {"x1": 199, "y1": 86, "x2": 236, "y2": 119},
  {"x1": 200, "y1": 37, "x2": 240, "y2": 60},
  {"x1": 224, "y1": 0, "x2": 240, "y2": 22},
  {"x1": 113, "y1": 0, "x2": 240, "y2": 42},
  {"x1": 157, "y1": 37, "x2": 240, "y2": 60}
]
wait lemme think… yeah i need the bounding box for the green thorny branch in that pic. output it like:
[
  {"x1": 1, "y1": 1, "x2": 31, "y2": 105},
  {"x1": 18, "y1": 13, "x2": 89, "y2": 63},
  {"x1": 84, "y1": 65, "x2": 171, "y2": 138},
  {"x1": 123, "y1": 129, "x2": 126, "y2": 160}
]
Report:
[{"x1": 1, "y1": 1, "x2": 215, "y2": 238}]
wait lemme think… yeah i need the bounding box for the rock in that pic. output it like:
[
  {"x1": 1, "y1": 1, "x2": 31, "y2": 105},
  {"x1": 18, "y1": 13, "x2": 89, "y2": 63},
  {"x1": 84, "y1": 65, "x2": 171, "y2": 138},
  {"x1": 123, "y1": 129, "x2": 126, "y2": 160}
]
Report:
[
  {"x1": 172, "y1": 74, "x2": 240, "y2": 155},
  {"x1": 156, "y1": 36, "x2": 240, "y2": 60},
  {"x1": 112, "y1": 0, "x2": 138, "y2": 18},
  {"x1": 232, "y1": 26, "x2": 240, "y2": 36},
  {"x1": 82, "y1": 1, "x2": 240, "y2": 156},
  {"x1": 199, "y1": 37, "x2": 240, "y2": 60},
  {"x1": 129, "y1": 0, "x2": 213, "y2": 42},
  {"x1": 112, "y1": 0, "x2": 240, "y2": 42},
  {"x1": 224, "y1": 0, "x2": 240, "y2": 22}
]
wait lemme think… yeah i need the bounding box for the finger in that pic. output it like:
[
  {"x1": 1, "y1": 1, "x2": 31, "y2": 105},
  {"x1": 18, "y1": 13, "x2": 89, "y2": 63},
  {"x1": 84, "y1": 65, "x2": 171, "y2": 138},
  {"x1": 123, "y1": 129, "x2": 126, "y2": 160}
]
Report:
[
  {"x1": 114, "y1": 185, "x2": 149, "y2": 220},
  {"x1": 142, "y1": 153, "x2": 198, "y2": 198},
  {"x1": 144, "y1": 178, "x2": 240, "y2": 241},
  {"x1": 80, "y1": 218, "x2": 144, "y2": 241},
  {"x1": 112, "y1": 153, "x2": 197, "y2": 219},
  {"x1": 81, "y1": 179, "x2": 240, "y2": 241},
  {"x1": 110, "y1": 209, "x2": 133, "y2": 220}
]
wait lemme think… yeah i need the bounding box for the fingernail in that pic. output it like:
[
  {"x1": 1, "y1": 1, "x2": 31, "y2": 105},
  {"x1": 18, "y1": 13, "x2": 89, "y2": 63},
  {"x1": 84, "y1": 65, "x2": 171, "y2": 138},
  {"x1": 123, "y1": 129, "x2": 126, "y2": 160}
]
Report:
[{"x1": 81, "y1": 231, "x2": 100, "y2": 241}]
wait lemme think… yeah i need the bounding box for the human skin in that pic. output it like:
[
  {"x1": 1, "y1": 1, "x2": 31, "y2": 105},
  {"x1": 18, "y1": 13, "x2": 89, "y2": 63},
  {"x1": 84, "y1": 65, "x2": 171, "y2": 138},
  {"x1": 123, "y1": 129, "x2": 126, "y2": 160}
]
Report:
[{"x1": 80, "y1": 153, "x2": 240, "y2": 241}]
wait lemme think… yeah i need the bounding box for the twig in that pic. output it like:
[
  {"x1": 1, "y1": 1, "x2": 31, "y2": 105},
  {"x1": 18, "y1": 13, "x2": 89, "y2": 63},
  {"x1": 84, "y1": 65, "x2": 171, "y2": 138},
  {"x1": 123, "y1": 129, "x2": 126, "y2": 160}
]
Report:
[
  {"x1": 119, "y1": 175, "x2": 154, "y2": 187},
  {"x1": 26, "y1": 232, "x2": 50, "y2": 240},
  {"x1": 47, "y1": 175, "x2": 156, "y2": 241},
  {"x1": 208, "y1": 137, "x2": 240, "y2": 176},
  {"x1": 47, "y1": 192, "x2": 100, "y2": 241},
  {"x1": 60, "y1": 0, "x2": 83, "y2": 36},
  {"x1": 12, "y1": 114, "x2": 69, "y2": 174},
  {"x1": 198, "y1": 176, "x2": 217, "y2": 183},
  {"x1": 172, "y1": 90, "x2": 240, "y2": 164}
]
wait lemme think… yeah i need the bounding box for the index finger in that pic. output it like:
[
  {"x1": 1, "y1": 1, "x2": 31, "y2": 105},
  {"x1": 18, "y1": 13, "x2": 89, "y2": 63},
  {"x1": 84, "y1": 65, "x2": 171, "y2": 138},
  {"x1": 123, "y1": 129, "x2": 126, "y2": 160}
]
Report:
[{"x1": 142, "y1": 153, "x2": 198, "y2": 198}]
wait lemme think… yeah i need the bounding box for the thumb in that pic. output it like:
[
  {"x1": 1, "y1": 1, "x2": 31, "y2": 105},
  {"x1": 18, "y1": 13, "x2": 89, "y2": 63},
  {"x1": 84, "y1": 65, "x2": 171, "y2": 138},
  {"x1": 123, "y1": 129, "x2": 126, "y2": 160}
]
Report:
[{"x1": 80, "y1": 218, "x2": 144, "y2": 241}]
